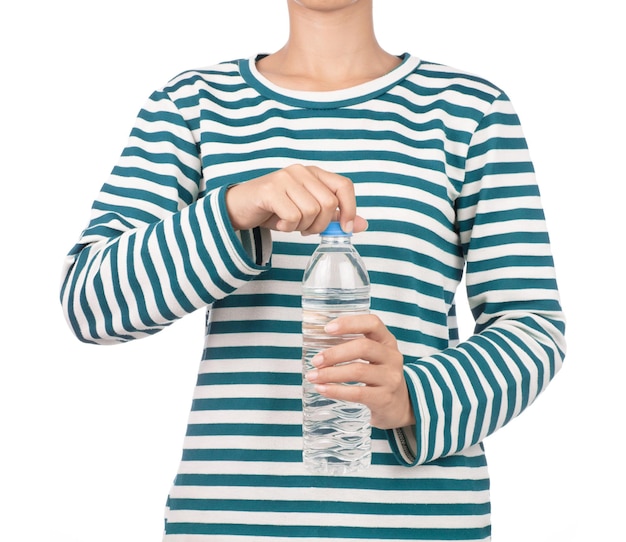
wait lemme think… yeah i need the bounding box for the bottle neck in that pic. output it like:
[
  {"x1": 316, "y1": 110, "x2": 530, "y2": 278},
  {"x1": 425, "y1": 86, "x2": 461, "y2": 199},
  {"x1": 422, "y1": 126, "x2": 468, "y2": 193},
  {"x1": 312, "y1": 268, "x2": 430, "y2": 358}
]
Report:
[{"x1": 320, "y1": 235, "x2": 352, "y2": 245}]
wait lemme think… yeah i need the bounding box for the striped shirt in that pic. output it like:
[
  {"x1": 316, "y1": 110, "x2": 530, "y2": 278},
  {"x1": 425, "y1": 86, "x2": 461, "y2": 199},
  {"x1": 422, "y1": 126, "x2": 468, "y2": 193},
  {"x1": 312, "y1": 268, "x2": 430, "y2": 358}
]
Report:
[{"x1": 60, "y1": 53, "x2": 566, "y2": 541}]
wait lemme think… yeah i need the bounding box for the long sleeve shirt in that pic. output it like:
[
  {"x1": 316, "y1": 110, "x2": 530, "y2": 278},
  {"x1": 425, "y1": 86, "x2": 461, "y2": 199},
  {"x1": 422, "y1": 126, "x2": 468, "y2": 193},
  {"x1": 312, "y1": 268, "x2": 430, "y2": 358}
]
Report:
[{"x1": 60, "y1": 53, "x2": 566, "y2": 541}]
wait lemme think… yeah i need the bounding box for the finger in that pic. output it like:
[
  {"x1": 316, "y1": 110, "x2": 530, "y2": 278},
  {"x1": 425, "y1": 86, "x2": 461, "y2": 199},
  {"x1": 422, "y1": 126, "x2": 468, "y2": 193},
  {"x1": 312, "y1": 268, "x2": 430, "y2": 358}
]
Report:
[
  {"x1": 322, "y1": 379, "x2": 412, "y2": 431},
  {"x1": 325, "y1": 314, "x2": 397, "y2": 346},
  {"x1": 306, "y1": 358, "x2": 385, "y2": 387},
  {"x1": 307, "y1": 166, "x2": 357, "y2": 234},
  {"x1": 260, "y1": 169, "x2": 329, "y2": 231},
  {"x1": 236, "y1": 166, "x2": 330, "y2": 232},
  {"x1": 260, "y1": 191, "x2": 304, "y2": 232},
  {"x1": 312, "y1": 381, "x2": 373, "y2": 406},
  {"x1": 311, "y1": 337, "x2": 393, "y2": 371},
  {"x1": 271, "y1": 165, "x2": 340, "y2": 233},
  {"x1": 289, "y1": 170, "x2": 339, "y2": 234},
  {"x1": 353, "y1": 215, "x2": 369, "y2": 234},
  {"x1": 279, "y1": 181, "x2": 325, "y2": 232}
]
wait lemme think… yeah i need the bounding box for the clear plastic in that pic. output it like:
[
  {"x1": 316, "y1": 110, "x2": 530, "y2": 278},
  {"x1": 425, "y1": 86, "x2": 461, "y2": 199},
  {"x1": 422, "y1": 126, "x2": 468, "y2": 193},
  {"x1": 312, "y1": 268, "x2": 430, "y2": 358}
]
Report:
[{"x1": 301, "y1": 221, "x2": 371, "y2": 475}]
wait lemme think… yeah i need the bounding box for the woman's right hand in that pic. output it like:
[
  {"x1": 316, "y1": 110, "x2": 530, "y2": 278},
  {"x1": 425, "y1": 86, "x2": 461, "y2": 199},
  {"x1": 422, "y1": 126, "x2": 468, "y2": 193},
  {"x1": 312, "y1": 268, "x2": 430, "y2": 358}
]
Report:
[{"x1": 224, "y1": 164, "x2": 367, "y2": 235}]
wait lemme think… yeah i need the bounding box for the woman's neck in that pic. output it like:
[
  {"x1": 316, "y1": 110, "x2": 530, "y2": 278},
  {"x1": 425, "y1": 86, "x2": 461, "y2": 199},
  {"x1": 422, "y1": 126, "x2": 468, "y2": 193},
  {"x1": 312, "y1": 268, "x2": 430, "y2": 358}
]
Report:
[{"x1": 256, "y1": 1, "x2": 400, "y2": 91}]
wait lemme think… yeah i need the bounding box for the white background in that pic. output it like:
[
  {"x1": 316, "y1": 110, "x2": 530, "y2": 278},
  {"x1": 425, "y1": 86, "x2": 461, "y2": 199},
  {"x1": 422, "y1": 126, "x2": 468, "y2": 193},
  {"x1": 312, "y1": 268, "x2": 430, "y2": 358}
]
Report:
[{"x1": 1, "y1": 1, "x2": 623, "y2": 540}]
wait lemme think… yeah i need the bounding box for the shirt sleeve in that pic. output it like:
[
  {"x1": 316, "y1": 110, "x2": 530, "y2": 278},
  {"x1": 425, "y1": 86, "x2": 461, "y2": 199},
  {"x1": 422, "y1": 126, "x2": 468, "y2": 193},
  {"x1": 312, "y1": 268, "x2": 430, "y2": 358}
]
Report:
[
  {"x1": 387, "y1": 92, "x2": 566, "y2": 466},
  {"x1": 60, "y1": 88, "x2": 272, "y2": 345}
]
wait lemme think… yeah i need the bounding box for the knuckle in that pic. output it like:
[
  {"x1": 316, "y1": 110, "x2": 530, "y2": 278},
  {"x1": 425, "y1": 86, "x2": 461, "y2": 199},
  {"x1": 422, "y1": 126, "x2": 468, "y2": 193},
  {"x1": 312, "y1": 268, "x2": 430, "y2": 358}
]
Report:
[
  {"x1": 283, "y1": 211, "x2": 303, "y2": 225},
  {"x1": 339, "y1": 174, "x2": 354, "y2": 186},
  {"x1": 350, "y1": 385, "x2": 366, "y2": 404},
  {"x1": 368, "y1": 313, "x2": 383, "y2": 325},
  {"x1": 336, "y1": 175, "x2": 355, "y2": 190},
  {"x1": 319, "y1": 193, "x2": 339, "y2": 210},
  {"x1": 351, "y1": 361, "x2": 368, "y2": 380},
  {"x1": 284, "y1": 163, "x2": 306, "y2": 177},
  {"x1": 301, "y1": 200, "x2": 321, "y2": 217},
  {"x1": 276, "y1": 166, "x2": 295, "y2": 183},
  {"x1": 391, "y1": 372, "x2": 404, "y2": 391}
]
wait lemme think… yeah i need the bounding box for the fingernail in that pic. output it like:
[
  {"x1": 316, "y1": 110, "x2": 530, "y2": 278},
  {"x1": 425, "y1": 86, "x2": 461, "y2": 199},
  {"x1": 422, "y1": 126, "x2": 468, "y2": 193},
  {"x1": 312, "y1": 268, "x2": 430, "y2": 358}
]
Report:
[
  {"x1": 324, "y1": 321, "x2": 339, "y2": 334},
  {"x1": 343, "y1": 220, "x2": 354, "y2": 233},
  {"x1": 311, "y1": 353, "x2": 324, "y2": 367},
  {"x1": 306, "y1": 370, "x2": 318, "y2": 382},
  {"x1": 315, "y1": 384, "x2": 328, "y2": 394}
]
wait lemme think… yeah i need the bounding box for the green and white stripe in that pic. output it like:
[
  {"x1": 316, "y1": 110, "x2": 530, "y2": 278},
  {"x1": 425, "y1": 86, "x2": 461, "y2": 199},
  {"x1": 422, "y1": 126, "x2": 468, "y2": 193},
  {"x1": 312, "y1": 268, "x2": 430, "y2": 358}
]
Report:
[{"x1": 61, "y1": 53, "x2": 565, "y2": 541}]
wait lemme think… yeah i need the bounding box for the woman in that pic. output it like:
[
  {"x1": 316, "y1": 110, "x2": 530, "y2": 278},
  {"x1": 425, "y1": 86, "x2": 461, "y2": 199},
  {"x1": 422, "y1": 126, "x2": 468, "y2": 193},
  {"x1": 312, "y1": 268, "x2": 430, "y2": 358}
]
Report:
[{"x1": 61, "y1": 0, "x2": 566, "y2": 539}]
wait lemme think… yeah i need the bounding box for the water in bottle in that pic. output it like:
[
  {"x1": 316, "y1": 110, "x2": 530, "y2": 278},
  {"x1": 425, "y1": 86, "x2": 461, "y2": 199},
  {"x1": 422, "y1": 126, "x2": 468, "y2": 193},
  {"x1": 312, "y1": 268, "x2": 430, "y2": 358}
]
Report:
[{"x1": 301, "y1": 221, "x2": 371, "y2": 475}]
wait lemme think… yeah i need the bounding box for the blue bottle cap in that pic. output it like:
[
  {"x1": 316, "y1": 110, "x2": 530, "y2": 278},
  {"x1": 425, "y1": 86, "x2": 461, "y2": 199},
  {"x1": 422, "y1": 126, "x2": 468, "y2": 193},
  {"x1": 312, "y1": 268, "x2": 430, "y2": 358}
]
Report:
[{"x1": 321, "y1": 221, "x2": 351, "y2": 236}]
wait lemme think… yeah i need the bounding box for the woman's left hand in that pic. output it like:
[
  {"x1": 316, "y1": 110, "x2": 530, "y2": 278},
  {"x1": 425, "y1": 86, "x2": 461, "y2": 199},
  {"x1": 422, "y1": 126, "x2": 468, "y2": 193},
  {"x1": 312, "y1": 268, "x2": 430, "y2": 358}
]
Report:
[{"x1": 305, "y1": 314, "x2": 415, "y2": 430}]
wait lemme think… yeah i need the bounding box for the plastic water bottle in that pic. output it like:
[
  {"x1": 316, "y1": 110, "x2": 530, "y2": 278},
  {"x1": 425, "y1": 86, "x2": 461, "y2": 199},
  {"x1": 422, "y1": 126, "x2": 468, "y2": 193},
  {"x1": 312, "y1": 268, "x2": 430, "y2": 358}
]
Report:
[{"x1": 301, "y1": 221, "x2": 371, "y2": 475}]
